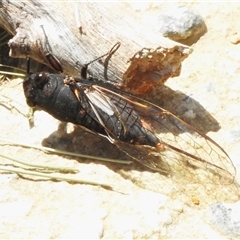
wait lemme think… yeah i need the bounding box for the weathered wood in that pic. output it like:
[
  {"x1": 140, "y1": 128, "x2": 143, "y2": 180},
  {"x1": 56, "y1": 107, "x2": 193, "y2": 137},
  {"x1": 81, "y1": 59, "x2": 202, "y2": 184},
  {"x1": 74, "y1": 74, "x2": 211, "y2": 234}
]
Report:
[{"x1": 0, "y1": 1, "x2": 192, "y2": 95}]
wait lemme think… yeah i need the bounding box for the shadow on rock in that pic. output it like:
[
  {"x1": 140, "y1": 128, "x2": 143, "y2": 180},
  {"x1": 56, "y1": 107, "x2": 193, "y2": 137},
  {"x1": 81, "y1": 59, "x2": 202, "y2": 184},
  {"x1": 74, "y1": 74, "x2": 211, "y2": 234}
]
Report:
[{"x1": 146, "y1": 85, "x2": 220, "y2": 134}]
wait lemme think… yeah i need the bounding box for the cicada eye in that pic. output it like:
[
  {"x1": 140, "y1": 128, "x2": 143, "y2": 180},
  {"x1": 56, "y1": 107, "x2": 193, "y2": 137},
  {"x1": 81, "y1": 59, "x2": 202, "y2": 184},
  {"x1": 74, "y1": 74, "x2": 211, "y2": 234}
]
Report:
[
  {"x1": 34, "y1": 72, "x2": 49, "y2": 89},
  {"x1": 34, "y1": 73, "x2": 48, "y2": 85}
]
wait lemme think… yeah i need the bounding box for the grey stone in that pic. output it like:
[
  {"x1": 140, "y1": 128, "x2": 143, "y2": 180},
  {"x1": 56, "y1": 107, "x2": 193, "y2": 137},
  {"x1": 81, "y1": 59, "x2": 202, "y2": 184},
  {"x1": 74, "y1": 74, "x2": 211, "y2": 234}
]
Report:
[
  {"x1": 208, "y1": 202, "x2": 240, "y2": 238},
  {"x1": 158, "y1": 5, "x2": 207, "y2": 45}
]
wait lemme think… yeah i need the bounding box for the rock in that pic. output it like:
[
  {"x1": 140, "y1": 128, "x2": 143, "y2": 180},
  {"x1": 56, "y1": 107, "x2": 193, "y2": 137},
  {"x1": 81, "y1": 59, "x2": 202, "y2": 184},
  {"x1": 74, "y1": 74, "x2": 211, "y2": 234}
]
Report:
[
  {"x1": 229, "y1": 32, "x2": 240, "y2": 44},
  {"x1": 208, "y1": 202, "x2": 240, "y2": 238},
  {"x1": 158, "y1": 5, "x2": 207, "y2": 45}
]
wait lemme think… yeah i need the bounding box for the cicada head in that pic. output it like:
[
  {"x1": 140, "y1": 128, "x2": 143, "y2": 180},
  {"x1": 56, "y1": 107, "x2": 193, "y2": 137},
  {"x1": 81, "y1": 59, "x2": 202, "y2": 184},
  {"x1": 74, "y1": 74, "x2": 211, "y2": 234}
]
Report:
[
  {"x1": 23, "y1": 72, "x2": 59, "y2": 108},
  {"x1": 23, "y1": 72, "x2": 83, "y2": 123}
]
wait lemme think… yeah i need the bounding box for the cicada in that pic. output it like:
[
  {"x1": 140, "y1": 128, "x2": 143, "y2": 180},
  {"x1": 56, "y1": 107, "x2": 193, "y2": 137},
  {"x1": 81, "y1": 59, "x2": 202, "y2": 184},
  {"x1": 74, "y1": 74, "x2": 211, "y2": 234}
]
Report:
[{"x1": 23, "y1": 43, "x2": 236, "y2": 187}]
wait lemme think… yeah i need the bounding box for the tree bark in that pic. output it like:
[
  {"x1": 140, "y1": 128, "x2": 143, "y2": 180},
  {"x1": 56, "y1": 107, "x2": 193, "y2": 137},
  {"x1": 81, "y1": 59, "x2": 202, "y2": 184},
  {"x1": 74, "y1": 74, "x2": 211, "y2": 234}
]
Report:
[{"x1": 0, "y1": 1, "x2": 192, "y2": 95}]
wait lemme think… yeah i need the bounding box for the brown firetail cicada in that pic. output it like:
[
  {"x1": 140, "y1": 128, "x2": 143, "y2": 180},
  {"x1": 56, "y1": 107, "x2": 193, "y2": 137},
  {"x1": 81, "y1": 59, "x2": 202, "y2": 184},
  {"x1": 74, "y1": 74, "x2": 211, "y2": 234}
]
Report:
[{"x1": 23, "y1": 43, "x2": 236, "y2": 190}]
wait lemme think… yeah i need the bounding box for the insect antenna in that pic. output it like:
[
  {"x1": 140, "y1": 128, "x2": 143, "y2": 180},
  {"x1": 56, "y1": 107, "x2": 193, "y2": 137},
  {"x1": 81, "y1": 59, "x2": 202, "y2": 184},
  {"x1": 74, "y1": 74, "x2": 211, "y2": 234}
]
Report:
[
  {"x1": 103, "y1": 42, "x2": 121, "y2": 80},
  {"x1": 81, "y1": 42, "x2": 121, "y2": 79}
]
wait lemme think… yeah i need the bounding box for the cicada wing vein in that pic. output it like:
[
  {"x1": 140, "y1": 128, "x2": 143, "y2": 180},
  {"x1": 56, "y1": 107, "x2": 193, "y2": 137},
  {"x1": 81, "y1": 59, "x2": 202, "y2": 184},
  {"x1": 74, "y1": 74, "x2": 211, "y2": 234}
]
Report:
[{"x1": 91, "y1": 85, "x2": 236, "y2": 185}]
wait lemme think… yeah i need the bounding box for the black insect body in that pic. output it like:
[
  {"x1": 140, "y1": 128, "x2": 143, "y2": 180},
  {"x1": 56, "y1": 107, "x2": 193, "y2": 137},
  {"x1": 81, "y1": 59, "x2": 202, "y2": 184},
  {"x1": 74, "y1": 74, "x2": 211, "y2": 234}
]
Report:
[
  {"x1": 23, "y1": 73, "x2": 159, "y2": 147},
  {"x1": 23, "y1": 50, "x2": 236, "y2": 187}
]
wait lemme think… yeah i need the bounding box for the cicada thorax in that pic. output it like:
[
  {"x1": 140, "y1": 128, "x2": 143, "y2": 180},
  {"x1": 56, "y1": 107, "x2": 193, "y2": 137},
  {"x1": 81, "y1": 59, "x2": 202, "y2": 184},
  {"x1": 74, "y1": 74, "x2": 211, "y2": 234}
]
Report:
[
  {"x1": 63, "y1": 76, "x2": 160, "y2": 147},
  {"x1": 23, "y1": 73, "x2": 108, "y2": 135}
]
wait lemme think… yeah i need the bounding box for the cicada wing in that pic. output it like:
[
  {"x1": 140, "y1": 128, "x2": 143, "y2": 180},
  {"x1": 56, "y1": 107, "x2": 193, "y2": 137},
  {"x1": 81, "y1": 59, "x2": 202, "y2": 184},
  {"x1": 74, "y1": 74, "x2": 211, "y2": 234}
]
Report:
[
  {"x1": 92, "y1": 85, "x2": 236, "y2": 185},
  {"x1": 143, "y1": 107, "x2": 235, "y2": 185}
]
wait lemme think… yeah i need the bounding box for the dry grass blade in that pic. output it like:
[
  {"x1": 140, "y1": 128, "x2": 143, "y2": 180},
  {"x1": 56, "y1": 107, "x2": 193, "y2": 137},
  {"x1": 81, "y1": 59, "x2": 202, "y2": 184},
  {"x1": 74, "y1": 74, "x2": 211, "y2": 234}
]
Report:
[
  {"x1": 0, "y1": 138, "x2": 131, "y2": 188},
  {"x1": 0, "y1": 166, "x2": 111, "y2": 188},
  {"x1": 0, "y1": 30, "x2": 10, "y2": 47},
  {"x1": 0, "y1": 143, "x2": 113, "y2": 188},
  {"x1": 0, "y1": 64, "x2": 26, "y2": 78},
  {"x1": 0, "y1": 63, "x2": 26, "y2": 73},
  {"x1": 0, "y1": 138, "x2": 133, "y2": 165},
  {"x1": 0, "y1": 70, "x2": 25, "y2": 77},
  {"x1": 0, "y1": 152, "x2": 78, "y2": 173}
]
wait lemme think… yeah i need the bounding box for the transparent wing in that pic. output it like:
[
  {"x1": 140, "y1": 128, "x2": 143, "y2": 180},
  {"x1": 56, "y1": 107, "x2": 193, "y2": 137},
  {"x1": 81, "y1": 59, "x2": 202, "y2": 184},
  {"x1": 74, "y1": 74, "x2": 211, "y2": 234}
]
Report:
[{"x1": 91, "y1": 85, "x2": 236, "y2": 185}]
